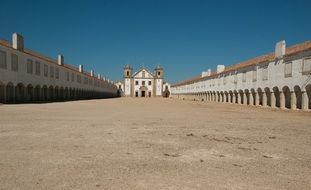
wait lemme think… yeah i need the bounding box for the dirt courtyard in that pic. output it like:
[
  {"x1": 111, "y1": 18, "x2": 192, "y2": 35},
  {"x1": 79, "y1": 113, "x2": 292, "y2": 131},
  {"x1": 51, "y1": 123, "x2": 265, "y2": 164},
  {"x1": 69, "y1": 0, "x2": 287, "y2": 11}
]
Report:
[{"x1": 0, "y1": 98, "x2": 310, "y2": 190}]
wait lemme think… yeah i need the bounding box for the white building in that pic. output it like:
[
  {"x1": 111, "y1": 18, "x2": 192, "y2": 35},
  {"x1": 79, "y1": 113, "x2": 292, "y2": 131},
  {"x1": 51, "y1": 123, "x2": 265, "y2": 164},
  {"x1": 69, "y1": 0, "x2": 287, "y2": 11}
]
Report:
[
  {"x1": 123, "y1": 65, "x2": 164, "y2": 97},
  {"x1": 0, "y1": 33, "x2": 118, "y2": 103},
  {"x1": 171, "y1": 40, "x2": 311, "y2": 111}
]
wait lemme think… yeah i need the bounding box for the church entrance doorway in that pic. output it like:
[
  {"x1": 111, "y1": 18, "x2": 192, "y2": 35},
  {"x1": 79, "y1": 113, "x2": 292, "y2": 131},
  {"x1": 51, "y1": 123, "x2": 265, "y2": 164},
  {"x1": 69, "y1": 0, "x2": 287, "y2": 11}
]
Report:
[
  {"x1": 141, "y1": 91, "x2": 146, "y2": 97},
  {"x1": 139, "y1": 86, "x2": 148, "y2": 98}
]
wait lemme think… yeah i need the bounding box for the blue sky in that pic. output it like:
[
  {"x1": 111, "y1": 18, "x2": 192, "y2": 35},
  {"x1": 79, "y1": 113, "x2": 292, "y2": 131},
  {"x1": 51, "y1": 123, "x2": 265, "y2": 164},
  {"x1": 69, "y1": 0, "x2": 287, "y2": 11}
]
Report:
[{"x1": 1, "y1": 0, "x2": 311, "y2": 84}]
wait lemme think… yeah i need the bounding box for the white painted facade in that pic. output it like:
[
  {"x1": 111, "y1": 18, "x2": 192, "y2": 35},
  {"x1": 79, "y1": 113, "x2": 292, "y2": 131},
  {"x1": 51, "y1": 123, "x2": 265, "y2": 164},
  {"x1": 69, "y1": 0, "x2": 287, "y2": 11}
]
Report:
[
  {"x1": 0, "y1": 33, "x2": 118, "y2": 103},
  {"x1": 171, "y1": 40, "x2": 311, "y2": 111},
  {"x1": 123, "y1": 65, "x2": 164, "y2": 97}
]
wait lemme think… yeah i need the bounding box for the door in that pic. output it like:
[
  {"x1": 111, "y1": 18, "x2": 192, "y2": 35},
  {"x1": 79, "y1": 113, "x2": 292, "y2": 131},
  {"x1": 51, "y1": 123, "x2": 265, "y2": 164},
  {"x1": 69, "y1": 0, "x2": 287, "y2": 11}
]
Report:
[{"x1": 141, "y1": 91, "x2": 145, "y2": 97}]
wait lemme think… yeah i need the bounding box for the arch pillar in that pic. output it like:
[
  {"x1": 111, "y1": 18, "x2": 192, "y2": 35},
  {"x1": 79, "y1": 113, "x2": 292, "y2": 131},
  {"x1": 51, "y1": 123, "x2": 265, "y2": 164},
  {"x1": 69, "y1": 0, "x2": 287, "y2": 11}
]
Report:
[
  {"x1": 280, "y1": 92, "x2": 285, "y2": 109},
  {"x1": 255, "y1": 93, "x2": 259, "y2": 106},
  {"x1": 262, "y1": 92, "x2": 267, "y2": 107},
  {"x1": 232, "y1": 93, "x2": 235, "y2": 103},
  {"x1": 249, "y1": 93, "x2": 254, "y2": 105},
  {"x1": 270, "y1": 92, "x2": 276, "y2": 108},
  {"x1": 243, "y1": 93, "x2": 247, "y2": 105},
  {"x1": 238, "y1": 93, "x2": 242, "y2": 104},
  {"x1": 302, "y1": 91, "x2": 309, "y2": 111},
  {"x1": 290, "y1": 91, "x2": 296, "y2": 110}
]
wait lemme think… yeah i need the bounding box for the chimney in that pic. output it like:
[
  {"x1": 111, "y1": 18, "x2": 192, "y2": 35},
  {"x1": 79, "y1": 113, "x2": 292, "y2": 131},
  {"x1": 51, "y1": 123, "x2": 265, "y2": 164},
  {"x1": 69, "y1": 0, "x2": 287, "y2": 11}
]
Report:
[
  {"x1": 79, "y1": 64, "x2": 83, "y2": 73},
  {"x1": 58, "y1": 55, "x2": 64, "y2": 66},
  {"x1": 207, "y1": 69, "x2": 211, "y2": 76},
  {"x1": 275, "y1": 40, "x2": 286, "y2": 59},
  {"x1": 91, "y1": 70, "x2": 94, "y2": 77},
  {"x1": 97, "y1": 74, "x2": 101, "y2": 79},
  {"x1": 217, "y1": 65, "x2": 225, "y2": 73},
  {"x1": 12, "y1": 33, "x2": 24, "y2": 51}
]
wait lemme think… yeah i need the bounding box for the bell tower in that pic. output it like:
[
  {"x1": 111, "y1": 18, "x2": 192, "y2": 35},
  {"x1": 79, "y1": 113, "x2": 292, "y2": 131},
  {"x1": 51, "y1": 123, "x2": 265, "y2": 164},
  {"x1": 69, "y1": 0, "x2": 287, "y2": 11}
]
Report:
[
  {"x1": 123, "y1": 65, "x2": 133, "y2": 97},
  {"x1": 124, "y1": 64, "x2": 132, "y2": 78},
  {"x1": 154, "y1": 65, "x2": 164, "y2": 96}
]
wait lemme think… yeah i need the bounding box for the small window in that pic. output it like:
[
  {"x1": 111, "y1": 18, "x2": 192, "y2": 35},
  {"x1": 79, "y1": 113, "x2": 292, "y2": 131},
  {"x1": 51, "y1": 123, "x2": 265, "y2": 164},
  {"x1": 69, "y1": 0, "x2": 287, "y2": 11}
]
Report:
[
  {"x1": 27, "y1": 59, "x2": 33, "y2": 74},
  {"x1": 35, "y1": 61, "x2": 40, "y2": 76},
  {"x1": 262, "y1": 66, "x2": 268, "y2": 80},
  {"x1": 242, "y1": 72, "x2": 246, "y2": 82},
  {"x1": 66, "y1": 72, "x2": 70, "y2": 81},
  {"x1": 142, "y1": 71, "x2": 145, "y2": 78},
  {"x1": 302, "y1": 57, "x2": 311, "y2": 74},
  {"x1": 148, "y1": 81, "x2": 151, "y2": 85},
  {"x1": 252, "y1": 69, "x2": 257, "y2": 82},
  {"x1": 55, "y1": 68, "x2": 59, "y2": 79},
  {"x1": 71, "y1": 73, "x2": 74, "y2": 82},
  {"x1": 11, "y1": 53, "x2": 18, "y2": 71},
  {"x1": 284, "y1": 62, "x2": 292, "y2": 77},
  {"x1": 223, "y1": 75, "x2": 226, "y2": 85},
  {"x1": 50, "y1": 66, "x2": 54, "y2": 78},
  {"x1": 142, "y1": 81, "x2": 145, "y2": 85},
  {"x1": 135, "y1": 81, "x2": 139, "y2": 85},
  {"x1": 135, "y1": 91, "x2": 138, "y2": 97},
  {"x1": 44, "y1": 64, "x2": 48, "y2": 77},
  {"x1": 0, "y1": 50, "x2": 6, "y2": 69},
  {"x1": 77, "y1": 75, "x2": 81, "y2": 83}
]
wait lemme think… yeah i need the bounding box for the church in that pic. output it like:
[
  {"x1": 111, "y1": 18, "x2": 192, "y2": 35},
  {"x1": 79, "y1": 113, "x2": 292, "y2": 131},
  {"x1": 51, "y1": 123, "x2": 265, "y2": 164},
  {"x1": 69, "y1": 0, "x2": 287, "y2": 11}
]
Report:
[{"x1": 121, "y1": 65, "x2": 165, "y2": 97}]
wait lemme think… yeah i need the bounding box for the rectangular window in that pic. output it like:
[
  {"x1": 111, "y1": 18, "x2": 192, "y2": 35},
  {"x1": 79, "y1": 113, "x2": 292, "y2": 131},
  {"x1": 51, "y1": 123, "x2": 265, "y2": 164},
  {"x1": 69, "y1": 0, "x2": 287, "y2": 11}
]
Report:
[
  {"x1": 27, "y1": 59, "x2": 33, "y2": 74},
  {"x1": 252, "y1": 69, "x2": 257, "y2": 82},
  {"x1": 71, "y1": 73, "x2": 74, "y2": 82},
  {"x1": 135, "y1": 91, "x2": 138, "y2": 97},
  {"x1": 234, "y1": 74, "x2": 237, "y2": 84},
  {"x1": 284, "y1": 62, "x2": 292, "y2": 77},
  {"x1": 302, "y1": 57, "x2": 311, "y2": 74},
  {"x1": 35, "y1": 61, "x2": 40, "y2": 76},
  {"x1": 148, "y1": 81, "x2": 151, "y2": 85},
  {"x1": 242, "y1": 72, "x2": 246, "y2": 82},
  {"x1": 77, "y1": 75, "x2": 81, "y2": 83},
  {"x1": 44, "y1": 64, "x2": 48, "y2": 77},
  {"x1": 262, "y1": 66, "x2": 268, "y2": 80},
  {"x1": 135, "y1": 81, "x2": 139, "y2": 85},
  {"x1": 55, "y1": 68, "x2": 59, "y2": 79},
  {"x1": 50, "y1": 66, "x2": 54, "y2": 78},
  {"x1": 11, "y1": 53, "x2": 18, "y2": 71},
  {"x1": 66, "y1": 72, "x2": 70, "y2": 81},
  {"x1": 0, "y1": 50, "x2": 6, "y2": 69},
  {"x1": 142, "y1": 81, "x2": 145, "y2": 85}
]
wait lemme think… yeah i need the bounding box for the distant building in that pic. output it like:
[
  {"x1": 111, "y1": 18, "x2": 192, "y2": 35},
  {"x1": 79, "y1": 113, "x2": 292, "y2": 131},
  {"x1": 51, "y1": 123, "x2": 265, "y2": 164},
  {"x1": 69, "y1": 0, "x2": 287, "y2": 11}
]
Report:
[{"x1": 122, "y1": 65, "x2": 165, "y2": 97}]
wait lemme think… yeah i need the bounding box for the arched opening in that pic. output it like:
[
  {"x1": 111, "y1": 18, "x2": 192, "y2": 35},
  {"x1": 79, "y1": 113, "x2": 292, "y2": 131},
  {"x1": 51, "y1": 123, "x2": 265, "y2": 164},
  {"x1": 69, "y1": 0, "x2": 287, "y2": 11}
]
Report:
[
  {"x1": 0, "y1": 81, "x2": 5, "y2": 103},
  {"x1": 49, "y1": 86, "x2": 54, "y2": 101},
  {"x1": 238, "y1": 90, "x2": 244, "y2": 104},
  {"x1": 26, "y1": 84, "x2": 34, "y2": 102},
  {"x1": 244, "y1": 89, "x2": 250, "y2": 105},
  {"x1": 60, "y1": 87, "x2": 64, "y2": 100},
  {"x1": 272, "y1": 87, "x2": 280, "y2": 108},
  {"x1": 65, "y1": 87, "x2": 69, "y2": 100},
  {"x1": 306, "y1": 84, "x2": 311, "y2": 109},
  {"x1": 294, "y1": 86, "x2": 302, "y2": 109},
  {"x1": 233, "y1": 90, "x2": 238, "y2": 103},
  {"x1": 264, "y1": 87, "x2": 271, "y2": 107},
  {"x1": 250, "y1": 88, "x2": 256, "y2": 106},
  {"x1": 224, "y1": 91, "x2": 228, "y2": 102},
  {"x1": 55, "y1": 86, "x2": 59, "y2": 101},
  {"x1": 163, "y1": 85, "x2": 170, "y2": 98},
  {"x1": 42, "y1": 85, "x2": 48, "y2": 101},
  {"x1": 282, "y1": 86, "x2": 291, "y2": 109},
  {"x1": 6, "y1": 82, "x2": 14, "y2": 103},
  {"x1": 229, "y1": 91, "x2": 233, "y2": 103},
  {"x1": 15, "y1": 83, "x2": 25, "y2": 103},
  {"x1": 257, "y1": 88, "x2": 263, "y2": 106},
  {"x1": 34, "y1": 85, "x2": 41, "y2": 102}
]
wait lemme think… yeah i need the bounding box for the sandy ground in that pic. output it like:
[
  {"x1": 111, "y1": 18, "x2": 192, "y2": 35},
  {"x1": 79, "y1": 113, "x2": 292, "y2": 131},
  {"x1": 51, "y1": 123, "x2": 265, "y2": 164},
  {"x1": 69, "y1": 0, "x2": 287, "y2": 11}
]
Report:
[{"x1": 0, "y1": 98, "x2": 310, "y2": 190}]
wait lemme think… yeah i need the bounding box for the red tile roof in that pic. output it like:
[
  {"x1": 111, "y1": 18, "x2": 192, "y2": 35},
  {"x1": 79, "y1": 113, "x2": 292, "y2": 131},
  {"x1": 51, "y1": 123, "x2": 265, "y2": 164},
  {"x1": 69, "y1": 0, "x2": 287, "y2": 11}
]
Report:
[{"x1": 172, "y1": 40, "x2": 311, "y2": 87}]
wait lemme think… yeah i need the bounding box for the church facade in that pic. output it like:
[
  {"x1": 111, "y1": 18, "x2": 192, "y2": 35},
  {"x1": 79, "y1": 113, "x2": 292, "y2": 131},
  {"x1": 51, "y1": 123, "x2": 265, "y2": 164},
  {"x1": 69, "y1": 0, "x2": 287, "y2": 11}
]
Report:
[{"x1": 122, "y1": 65, "x2": 164, "y2": 97}]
